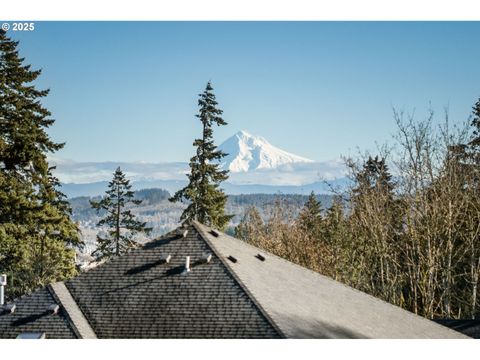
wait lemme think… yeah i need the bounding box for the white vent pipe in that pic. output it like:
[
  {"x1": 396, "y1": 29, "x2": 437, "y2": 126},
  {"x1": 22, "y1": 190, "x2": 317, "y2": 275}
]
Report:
[{"x1": 0, "y1": 274, "x2": 6, "y2": 305}]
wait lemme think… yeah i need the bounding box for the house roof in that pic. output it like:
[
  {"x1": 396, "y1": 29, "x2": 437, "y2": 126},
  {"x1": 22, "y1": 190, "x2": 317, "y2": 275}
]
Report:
[
  {"x1": 0, "y1": 287, "x2": 77, "y2": 339},
  {"x1": 64, "y1": 223, "x2": 279, "y2": 338},
  {"x1": 0, "y1": 221, "x2": 469, "y2": 339},
  {"x1": 193, "y1": 221, "x2": 467, "y2": 339}
]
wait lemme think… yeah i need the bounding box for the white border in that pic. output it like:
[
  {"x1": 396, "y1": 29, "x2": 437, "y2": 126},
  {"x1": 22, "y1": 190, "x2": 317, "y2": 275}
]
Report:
[
  {"x1": 1, "y1": 339, "x2": 479, "y2": 360},
  {"x1": 2, "y1": 0, "x2": 480, "y2": 20}
]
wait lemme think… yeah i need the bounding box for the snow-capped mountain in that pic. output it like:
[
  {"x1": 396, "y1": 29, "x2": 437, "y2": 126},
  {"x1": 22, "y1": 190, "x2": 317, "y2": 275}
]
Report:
[
  {"x1": 218, "y1": 130, "x2": 313, "y2": 173},
  {"x1": 49, "y1": 130, "x2": 348, "y2": 197}
]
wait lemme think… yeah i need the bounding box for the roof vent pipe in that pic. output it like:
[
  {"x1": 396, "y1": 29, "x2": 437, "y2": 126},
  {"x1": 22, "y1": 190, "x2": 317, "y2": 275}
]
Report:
[
  {"x1": 256, "y1": 254, "x2": 266, "y2": 261},
  {"x1": 47, "y1": 304, "x2": 60, "y2": 315},
  {"x1": 0, "y1": 274, "x2": 6, "y2": 306},
  {"x1": 185, "y1": 256, "x2": 191, "y2": 272},
  {"x1": 177, "y1": 229, "x2": 188, "y2": 238},
  {"x1": 4, "y1": 304, "x2": 16, "y2": 314}
]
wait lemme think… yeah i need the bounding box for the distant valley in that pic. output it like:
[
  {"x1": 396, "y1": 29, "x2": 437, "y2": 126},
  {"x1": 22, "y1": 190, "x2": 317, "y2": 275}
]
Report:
[
  {"x1": 60, "y1": 178, "x2": 349, "y2": 198},
  {"x1": 69, "y1": 189, "x2": 334, "y2": 254}
]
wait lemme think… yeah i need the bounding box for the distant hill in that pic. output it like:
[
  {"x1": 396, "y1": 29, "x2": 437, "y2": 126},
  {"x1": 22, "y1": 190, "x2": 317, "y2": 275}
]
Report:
[
  {"x1": 60, "y1": 178, "x2": 348, "y2": 198},
  {"x1": 68, "y1": 189, "x2": 335, "y2": 253},
  {"x1": 60, "y1": 180, "x2": 185, "y2": 198},
  {"x1": 68, "y1": 188, "x2": 171, "y2": 221},
  {"x1": 134, "y1": 188, "x2": 170, "y2": 205},
  {"x1": 69, "y1": 189, "x2": 334, "y2": 226},
  {"x1": 228, "y1": 193, "x2": 334, "y2": 209}
]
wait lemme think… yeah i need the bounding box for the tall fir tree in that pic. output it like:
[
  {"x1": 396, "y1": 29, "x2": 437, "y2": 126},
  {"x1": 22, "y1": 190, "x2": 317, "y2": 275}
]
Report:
[
  {"x1": 353, "y1": 156, "x2": 395, "y2": 196},
  {"x1": 322, "y1": 196, "x2": 349, "y2": 280},
  {"x1": 0, "y1": 29, "x2": 81, "y2": 299},
  {"x1": 297, "y1": 191, "x2": 322, "y2": 234},
  {"x1": 350, "y1": 155, "x2": 400, "y2": 225},
  {"x1": 465, "y1": 98, "x2": 480, "y2": 184},
  {"x1": 469, "y1": 98, "x2": 480, "y2": 150},
  {"x1": 235, "y1": 206, "x2": 264, "y2": 242},
  {"x1": 170, "y1": 82, "x2": 233, "y2": 229},
  {"x1": 323, "y1": 197, "x2": 347, "y2": 241},
  {"x1": 90, "y1": 167, "x2": 151, "y2": 261}
]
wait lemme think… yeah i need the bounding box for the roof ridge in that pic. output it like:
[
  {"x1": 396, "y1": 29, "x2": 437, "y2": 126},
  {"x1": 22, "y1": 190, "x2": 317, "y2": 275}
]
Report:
[
  {"x1": 64, "y1": 222, "x2": 280, "y2": 338},
  {"x1": 48, "y1": 282, "x2": 97, "y2": 339},
  {"x1": 194, "y1": 222, "x2": 469, "y2": 339},
  {"x1": 69, "y1": 227, "x2": 181, "y2": 279},
  {"x1": 192, "y1": 221, "x2": 286, "y2": 339}
]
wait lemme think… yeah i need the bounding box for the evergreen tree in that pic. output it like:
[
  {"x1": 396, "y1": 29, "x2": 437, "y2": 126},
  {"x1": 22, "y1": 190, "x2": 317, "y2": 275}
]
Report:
[
  {"x1": 169, "y1": 82, "x2": 233, "y2": 229},
  {"x1": 0, "y1": 29, "x2": 81, "y2": 299},
  {"x1": 297, "y1": 191, "x2": 322, "y2": 234},
  {"x1": 323, "y1": 197, "x2": 347, "y2": 240},
  {"x1": 353, "y1": 156, "x2": 395, "y2": 196},
  {"x1": 464, "y1": 98, "x2": 480, "y2": 184},
  {"x1": 349, "y1": 155, "x2": 403, "y2": 299},
  {"x1": 90, "y1": 167, "x2": 151, "y2": 261},
  {"x1": 469, "y1": 98, "x2": 480, "y2": 151},
  {"x1": 322, "y1": 197, "x2": 349, "y2": 280},
  {"x1": 350, "y1": 156, "x2": 400, "y2": 234},
  {"x1": 235, "y1": 206, "x2": 264, "y2": 242}
]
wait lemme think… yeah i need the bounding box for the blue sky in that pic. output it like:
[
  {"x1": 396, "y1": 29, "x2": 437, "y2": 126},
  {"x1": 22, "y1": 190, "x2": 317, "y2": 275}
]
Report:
[{"x1": 8, "y1": 21, "x2": 480, "y2": 162}]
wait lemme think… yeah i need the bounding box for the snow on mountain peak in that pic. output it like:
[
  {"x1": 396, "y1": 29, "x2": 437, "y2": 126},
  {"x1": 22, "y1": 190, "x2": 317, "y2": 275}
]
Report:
[{"x1": 218, "y1": 130, "x2": 314, "y2": 173}]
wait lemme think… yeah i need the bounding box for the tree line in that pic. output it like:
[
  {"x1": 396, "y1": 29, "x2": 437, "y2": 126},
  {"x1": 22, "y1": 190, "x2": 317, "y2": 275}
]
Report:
[{"x1": 236, "y1": 103, "x2": 480, "y2": 320}]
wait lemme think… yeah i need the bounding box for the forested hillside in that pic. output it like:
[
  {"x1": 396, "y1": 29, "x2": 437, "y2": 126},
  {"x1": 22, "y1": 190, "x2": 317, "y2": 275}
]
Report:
[{"x1": 68, "y1": 191, "x2": 333, "y2": 252}]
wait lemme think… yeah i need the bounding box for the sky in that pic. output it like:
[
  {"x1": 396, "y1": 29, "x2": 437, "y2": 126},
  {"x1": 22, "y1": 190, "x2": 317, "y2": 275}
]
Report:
[{"x1": 8, "y1": 21, "x2": 480, "y2": 163}]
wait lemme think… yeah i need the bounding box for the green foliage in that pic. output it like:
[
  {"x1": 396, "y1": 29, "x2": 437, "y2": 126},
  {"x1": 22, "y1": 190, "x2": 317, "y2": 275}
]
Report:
[
  {"x1": 297, "y1": 191, "x2": 322, "y2": 235},
  {"x1": 464, "y1": 98, "x2": 480, "y2": 184},
  {"x1": 0, "y1": 29, "x2": 81, "y2": 299},
  {"x1": 321, "y1": 197, "x2": 351, "y2": 280},
  {"x1": 235, "y1": 206, "x2": 264, "y2": 242},
  {"x1": 135, "y1": 188, "x2": 170, "y2": 205},
  {"x1": 352, "y1": 156, "x2": 395, "y2": 197},
  {"x1": 469, "y1": 98, "x2": 480, "y2": 150},
  {"x1": 170, "y1": 82, "x2": 233, "y2": 230},
  {"x1": 90, "y1": 167, "x2": 151, "y2": 261}
]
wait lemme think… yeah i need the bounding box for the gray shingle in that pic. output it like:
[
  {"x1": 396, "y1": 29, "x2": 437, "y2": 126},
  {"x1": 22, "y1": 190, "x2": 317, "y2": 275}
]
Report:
[
  {"x1": 64, "y1": 225, "x2": 280, "y2": 338},
  {"x1": 0, "y1": 287, "x2": 77, "y2": 339}
]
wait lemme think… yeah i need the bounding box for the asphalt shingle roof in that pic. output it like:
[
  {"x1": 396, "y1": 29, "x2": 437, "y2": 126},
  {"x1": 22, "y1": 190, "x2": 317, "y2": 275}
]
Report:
[
  {"x1": 0, "y1": 287, "x2": 77, "y2": 339},
  {"x1": 64, "y1": 224, "x2": 280, "y2": 338}
]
